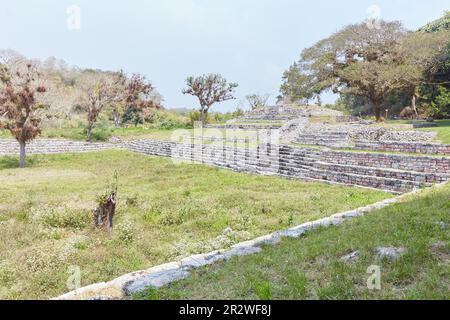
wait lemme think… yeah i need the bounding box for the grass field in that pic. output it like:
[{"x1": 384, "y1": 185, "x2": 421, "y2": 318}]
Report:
[
  {"x1": 0, "y1": 150, "x2": 390, "y2": 299},
  {"x1": 135, "y1": 182, "x2": 450, "y2": 300}
]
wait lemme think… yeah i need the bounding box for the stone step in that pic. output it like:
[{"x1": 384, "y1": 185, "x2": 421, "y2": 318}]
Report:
[
  {"x1": 304, "y1": 166, "x2": 432, "y2": 192},
  {"x1": 313, "y1": 161, "x2": 449, "y2": 183}
]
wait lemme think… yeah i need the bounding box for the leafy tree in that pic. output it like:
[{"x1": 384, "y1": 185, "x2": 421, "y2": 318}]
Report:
[
  {"x1": 0, "y1": 61, "x2": 47, "y2": 168},
  {"x1": 285, "y1": 19, "x2": 449, "y2": 121},
  {"x1": 121, "y1": 99, "x2": 159, "y2": 127},
  {"x1": 393, "y1": 30, "x2": 449, "y2": 116},
  {"x1": 182, "y1": 74, "x2": 238, "y2": 124},
  {"x1": 280, "y1": 62, "x2": 315, "y2": 104},
  {"x1": 298, "y1": 20, "x2": 408, "y2": 121},
  {"x1": 422, "y1": 85, "x2": 450, "y2": 118},
  {"x1": 121, "y1": 73, "x2": 158, "y2": 127},
  {"x1": 416, "y1": 12, "x2": 450, "y2": 118}
]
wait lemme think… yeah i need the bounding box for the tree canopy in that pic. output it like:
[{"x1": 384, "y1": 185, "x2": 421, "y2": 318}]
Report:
[
  {"x1": 281, "y1": 16, "x2": 450, "y2": 120},
  {"x1": 182, "y1": 74, "x2": 238, "y2": 124}
]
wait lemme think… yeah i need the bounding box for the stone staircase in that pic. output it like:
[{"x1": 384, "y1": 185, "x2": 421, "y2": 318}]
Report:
[
  {"x1": 1, "y1": 137, "x2": 447, "y2": 194},
  {"x1": 295, "y1": 131, "x2": 351, "y2": 147},
  {"x1": 125, "y1": 140, "x2": 450, "y2": 193}
]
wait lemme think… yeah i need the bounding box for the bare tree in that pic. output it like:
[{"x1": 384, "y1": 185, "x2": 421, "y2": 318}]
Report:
[
  {"x1": 77, "y1": 71, "x2": 123, "y2": 141},
  {"x1": 0, "y1": 60, "x2": 47, "y2": 168},
  {"x1": 182, "y1": 74, "x2": 238, "y2": 124},
  {"x1": 246, "y1": 93, "x2": 270, "y2": 110}
]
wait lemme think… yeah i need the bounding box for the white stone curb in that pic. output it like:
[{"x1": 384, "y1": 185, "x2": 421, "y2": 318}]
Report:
[{"x1": 53, "y1": 181, "x2": 448, "y2": 300}]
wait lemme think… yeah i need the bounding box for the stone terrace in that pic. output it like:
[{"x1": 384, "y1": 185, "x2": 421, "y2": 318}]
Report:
[
  {"x1": 1, "y1": 135, "x2": 449, "y2": 193},
  {"x1": 0, "y1": 139, "x2": 116, "y2": 156},
  {"x1": 125, "y1": 139, "x2": 450, "y2": 193}
]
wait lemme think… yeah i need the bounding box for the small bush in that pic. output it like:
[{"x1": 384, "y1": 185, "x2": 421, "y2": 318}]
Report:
[
  {"x1": 115, "y1": 221, "x2": 135, "y2": 244},
  {"x1": 34, "y1": 206, "x2": 90, "y2": 230},
  {"x1": 400, "y1": 107, "x2": 415, "y2": 119},
  {"x1": 126, "y1": 194, "x2": 139, "y2": 207},
  {"x1": 255, "y1": 281, "x2": 272, "y2": 300}
]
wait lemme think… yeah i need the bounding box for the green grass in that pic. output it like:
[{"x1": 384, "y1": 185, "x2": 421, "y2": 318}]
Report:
[
  {"x1": 1, "y1": 127, "x2": 262, "y2": 144},
  {"x1": 414, "y1": 120, "x2": 450, "y2": 144},
  {"x1": 0, "y1": 150, "x2": 390, "y2": 299},
  {"x1": 135, "y1": 182, "x2": 450, "y2": 300},
  {"x1": 384, "y1": 119, "x2": 450, "y2": 144}
]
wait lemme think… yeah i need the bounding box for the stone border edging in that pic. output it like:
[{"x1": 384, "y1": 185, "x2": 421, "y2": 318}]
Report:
[{"x1": 53, "y1": 181, "x2": 448, "y2": 300}]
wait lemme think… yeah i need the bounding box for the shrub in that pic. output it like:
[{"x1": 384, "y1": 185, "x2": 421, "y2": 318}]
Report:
[
  {"x1": 188, "y1": 110, "x2": 210, "y2": 125},
  {"x1": 400, "y1": 106, "x2": 415, "y2": 119},
  {"x1": 115, "y1": 221, "x2": 135, "y2": 244},
  {"x1": 34, "y1": 206, "x2": 90, "y2": 230},
  {"x1": 126, "y1": 194, "x2": 139, "y2": 207}
]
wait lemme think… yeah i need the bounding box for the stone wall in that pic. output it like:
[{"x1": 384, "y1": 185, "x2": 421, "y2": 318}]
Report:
[
  {"x1": 125, "y1": 140, "x2": 450, "y2": 193},
  {"x1": 1, "y1": 138, "x2": 449, "y2": 193},
  {"x1": 354, "y1": 140, "x2": 450, "y2": 155},
  {"x1": 205, "y1": 124, "x2": 282, "y2": 130},
  {"x1": 320, "y1": 149, "x2": 450, "y2": 173},
  {"x1": 0, "y1": 139, "x2": 116, "y2": 156}
]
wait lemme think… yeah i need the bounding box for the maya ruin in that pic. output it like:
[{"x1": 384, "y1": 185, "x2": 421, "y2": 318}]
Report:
[{"x1": 0, "y1": 0, "x2": 449, "y2": 310}]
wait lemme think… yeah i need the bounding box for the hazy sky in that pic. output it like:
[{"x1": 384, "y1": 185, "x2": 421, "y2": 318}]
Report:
[{"x1": 1, "y1": 0, "x2": 449, "y2": 111}]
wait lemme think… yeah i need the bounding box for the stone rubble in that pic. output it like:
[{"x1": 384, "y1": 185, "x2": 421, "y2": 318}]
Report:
[
  {"x1": 341, "y1": 251, "x2": 360, "y2": 263},
  {"x1": 375, "y1": 247, "x2": 407, "y2": 261}
]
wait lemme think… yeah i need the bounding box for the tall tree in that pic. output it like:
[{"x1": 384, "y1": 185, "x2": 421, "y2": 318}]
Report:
[
  {"x1": 290, "y1": 20, "x2": 408, "y2": 121},
  {"x1": 416, "y1": 11, "x2": 450, "y2": 118},
  {"x1": 393, "y1": 30, "x2": 449, "y2": 116},
  {"x1": 280, "y1": 62, "x2": 315, "y2": 104},
  {"x1": 182, "y1": 74, "x2": 238, "y2": 124},
  {"x1": 0, "y1": 61, "x2": 47, "y2": 168}
]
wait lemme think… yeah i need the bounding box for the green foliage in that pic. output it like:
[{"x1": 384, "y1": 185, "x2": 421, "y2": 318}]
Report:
[
  {"x1": 147, "y1": 109, "x2": 190, "y2": 129},
  {"x1": 282, "y1": 16, "x2": 450, "y2": 120},
  {"x1": 34, "y1": 205, "x2": 90, "y2": 229},
  {"x1": 210, "y1": 108, "x2": 245, "y2": 123},
  {"x1": 335, "y1": 94, "x2": 372, "y2": 117},
  {"x1": 254, "y1": 281, "x2": 272, "y2": 300},
  {"x1": 188, "y1": 109, "x2": 210, "y2": 125},
  {"x1": 280, "y1": 62, "x2": 315, "y2": 103},
  {"x1": 122, "y1": 108, "x2": 190, "y2": 129},
  {"x1": 421, "y1": 86, "x2": 450, "y2": 118},
  {"x1": 419, "y1": 11, "x2": 450, "y2": 32}
]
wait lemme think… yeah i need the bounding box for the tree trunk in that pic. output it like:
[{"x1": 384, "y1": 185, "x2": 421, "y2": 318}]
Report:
[
  {"x1": 411, "y1": 93, "x2": 418, "y2": 118},
  {"x1": 18, "y1": 140, "x2": 26, "y2": 168},
  {"x1": 113, "y1": 111, "x2": 120, "y2": 128},
  {"x1": 93, "y1": 193, "x2": 116, "y2": 231},
  {"x1": 86, "y1": 123, "x2": 93, "y2": 142},
  {"x1": 373, "y1": 102, "x2": 382, "y2": 122},
  {"x1": 200, "y1": 110, "x2": 207, "y2": 125}
]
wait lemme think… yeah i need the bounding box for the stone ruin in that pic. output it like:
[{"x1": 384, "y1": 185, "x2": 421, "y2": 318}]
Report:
[
  {"x1": 0, "y1": 104, "x2": 449, "y2": 193},
  {"x1": 280, "y1": 118, "x2": 438, "y2": 148}
]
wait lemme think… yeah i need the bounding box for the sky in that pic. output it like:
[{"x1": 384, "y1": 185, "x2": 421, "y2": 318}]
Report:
[{"x1": 0, "y1": 0, "x2": 449, "y2": 112}]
